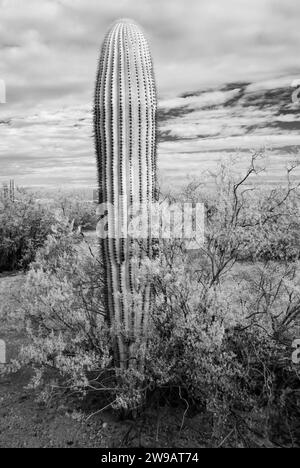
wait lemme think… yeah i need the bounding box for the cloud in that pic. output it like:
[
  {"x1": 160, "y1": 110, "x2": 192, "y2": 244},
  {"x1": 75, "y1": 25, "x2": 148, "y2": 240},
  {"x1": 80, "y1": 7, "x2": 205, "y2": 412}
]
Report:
[
  {"x1": 1, "y1": 76, "x2": 300, "y2": 189},
  {"x1": 1, "y1": 0, "x2": 300, "y2": 109},
  {"x1": 1, "y1": 0, "x2": 300, "y2": 187}
]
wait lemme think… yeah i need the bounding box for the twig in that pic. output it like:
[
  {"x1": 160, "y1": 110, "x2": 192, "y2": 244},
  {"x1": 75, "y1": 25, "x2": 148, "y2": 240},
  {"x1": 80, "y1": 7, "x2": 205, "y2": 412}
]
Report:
[
  {"x1": 178, "y1": 386, "x2": 189, "y2": 434},
  {"x1": 85, "y1": 399, "x2": 116, "y2": 422},
  {"x1": 217, "y1": 428, "x2": 235, "y2": 448}
]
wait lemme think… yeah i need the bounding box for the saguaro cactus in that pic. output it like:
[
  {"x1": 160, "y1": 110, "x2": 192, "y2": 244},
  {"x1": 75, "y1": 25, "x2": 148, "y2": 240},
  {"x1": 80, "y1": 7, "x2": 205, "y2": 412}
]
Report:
[{"x1": 94, "y1": 19, "x2": 157, "y2": 369}]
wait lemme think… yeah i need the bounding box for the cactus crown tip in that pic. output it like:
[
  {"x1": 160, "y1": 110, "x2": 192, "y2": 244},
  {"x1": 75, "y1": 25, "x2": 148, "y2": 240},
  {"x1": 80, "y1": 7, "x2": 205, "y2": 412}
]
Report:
[{"x1": 113, "y1": 17, "x2": 138, "y2": 26}]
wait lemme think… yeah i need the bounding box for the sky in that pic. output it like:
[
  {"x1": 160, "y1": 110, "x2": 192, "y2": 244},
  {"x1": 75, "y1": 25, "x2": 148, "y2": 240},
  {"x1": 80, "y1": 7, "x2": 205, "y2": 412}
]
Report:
[{"x1": 1, "y1": 0, "x2": 300, "y2": 188}]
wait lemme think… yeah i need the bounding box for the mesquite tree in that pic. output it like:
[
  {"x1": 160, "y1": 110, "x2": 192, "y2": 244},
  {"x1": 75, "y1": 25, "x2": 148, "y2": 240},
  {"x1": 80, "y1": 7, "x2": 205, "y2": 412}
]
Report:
[{"x1": 94, "y1": 19, "x2": 157, "y2": 369}]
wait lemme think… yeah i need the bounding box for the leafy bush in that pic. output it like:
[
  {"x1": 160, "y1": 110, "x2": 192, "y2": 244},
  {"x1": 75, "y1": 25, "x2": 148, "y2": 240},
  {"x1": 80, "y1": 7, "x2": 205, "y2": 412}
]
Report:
[
  {"x1": 180, "y1": 154, "x2": 300, "y2": 263},
  {"x1": 9, "y1": 218, "x2": 111, "y2": 393},
  {"x1": 0, "y1": 188, "x2": 55, "y2": 272},
  {"x1": 0, "y1": 187, "x2": 97, "y2": 273},
  {"x1": 142, "y1": 249, "x2": 300, "y2": 446},
  {"x1": 9, "y1": 156, "x2": 300, "y2": 447},
  {"x1": 52, "y1": 191, "x2": 97, "y2": 231},
  {"x1": 12, "y1": 230, "x2": 299, "y2": 446}
]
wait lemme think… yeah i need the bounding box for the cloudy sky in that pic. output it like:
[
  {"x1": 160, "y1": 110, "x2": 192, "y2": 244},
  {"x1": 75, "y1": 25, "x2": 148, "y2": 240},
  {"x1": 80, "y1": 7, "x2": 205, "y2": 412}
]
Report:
[{"x1": 1, "y1": 0, "x2": 300, "y2": 188}]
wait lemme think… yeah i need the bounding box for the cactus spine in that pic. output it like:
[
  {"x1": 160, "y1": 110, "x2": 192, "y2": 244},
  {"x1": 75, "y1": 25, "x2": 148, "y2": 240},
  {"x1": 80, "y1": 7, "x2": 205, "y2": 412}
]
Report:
[{"x1": 94, "y1": 19, "x2": 157, "y2": 369}]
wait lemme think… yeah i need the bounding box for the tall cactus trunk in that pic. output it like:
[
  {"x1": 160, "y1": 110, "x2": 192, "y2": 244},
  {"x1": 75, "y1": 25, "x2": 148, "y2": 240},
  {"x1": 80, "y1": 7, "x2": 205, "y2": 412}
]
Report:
[{"x1": 94, "y1": 19, "x2": 157, "y2": 370}]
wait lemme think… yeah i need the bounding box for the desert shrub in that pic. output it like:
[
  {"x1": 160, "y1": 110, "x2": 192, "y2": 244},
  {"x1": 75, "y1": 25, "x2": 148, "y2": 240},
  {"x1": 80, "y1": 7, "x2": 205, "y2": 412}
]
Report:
[
  {"x1": 179, "y1": 154, "x2": 300, "y2": 264},
  {"x1": 139, "y1": 248, "x2": 300, "y2": 446},
  {"x1": 10, "y1": 156, "x2": 300, "y2": 446},
  {"x1": 9, "y1": 218, "x2": 112, "y2": 395},
  {"x1": 0, "y1": 188, "x2": 56, "y2": 272},
  {"x1": 0, "y1": 187, "x2": 97, "y2": 273},
  {"x1": 52, "y1": 191, "x2": 97, "y2": 231},
  {"x1": 0, "y1": 273, "x2": 26, "y2": 334},
  {"x1": 13, "y1": 230, "x2": 299, "y2": 446}
]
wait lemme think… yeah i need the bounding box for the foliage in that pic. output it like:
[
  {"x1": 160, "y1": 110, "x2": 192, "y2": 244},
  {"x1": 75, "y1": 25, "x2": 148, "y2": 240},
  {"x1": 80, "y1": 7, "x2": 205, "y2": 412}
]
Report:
[
  {"x1": 180, "y1": 153, "x2": 300, "y2": 264},
  {"x1": 9, "y1": 219, "x2": 111, "y2": 395},
  {"x1": 0, "y1": 187, "x2": 97, "y2": 272},
  {"x1": 140, "y1": 249, "x2": 300, "y2": 446},
  {"x1": 0, "y1": 188, "x2": 55, "y2": 272},
  {"x1": 52, "y1": 191, "x2": 97, "y2": 231},
  {"x1": 8, "y1": 156, "x2": 300, "y2": 446}
]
